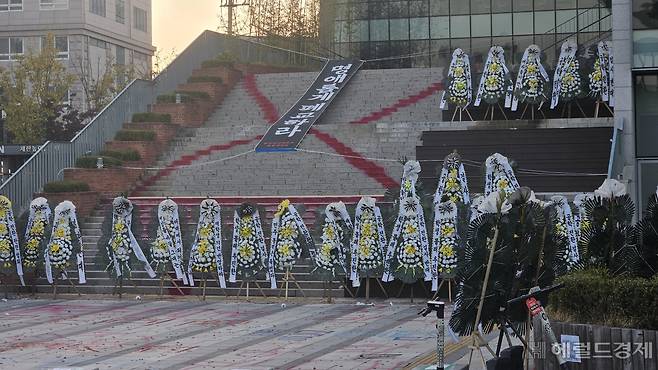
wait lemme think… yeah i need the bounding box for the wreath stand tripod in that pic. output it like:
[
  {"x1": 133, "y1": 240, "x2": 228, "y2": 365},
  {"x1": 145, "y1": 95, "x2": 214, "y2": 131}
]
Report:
[
  {"x1": 156, "y1": 264, "x2": 185, "y2": 297},
  {"x1": 52, "y1": 269, "x2": 82, "y2": 299},
  {"x1": 483, "y1": 103, "x2": 508, "y2": 121},
  {"x1": 322, "y1": 279, "x2": 336, "y2": 303},
  {"x1": 194, "y1": 272, "x2": 229, "y2": 301},
  {"x1": 236, "y1": 277, "x2": 267, "y2": 299},
  {"x1": 396, "y1": 280, "x2": 430, "y2": 303},
  {"x1": 278, "y1": 267, "x2": 305, "y2": 300},
  {"x1": 519, "y1": 103, "x2": 546, "y2": 120},
  {"x1": 467, "y1": 226, "x2": 499, "y2": 370},
  {"x1": 561, "y1": 100, "x2": 586, "y2": 118},
  {"x1": 594, "y1": 98, "x2": 614, "y2": 118},
  {"x1": 112, "y1": 271, "x2": 138, "y2": 300},
  {"x1": 451, "y1": 106, "x2": 474, "y2": 122},
  {"x1": 432, "y1": 276, "x2": 455, "y2": 302},
  {"x1": 354, "y1": 276, "x2": 388, "y2": 303}
]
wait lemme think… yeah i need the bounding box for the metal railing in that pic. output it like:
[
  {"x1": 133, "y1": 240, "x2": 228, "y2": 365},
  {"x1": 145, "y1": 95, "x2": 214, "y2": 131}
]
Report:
[{"x1": 0, "y1": 31, "x2": 322, "y2": 215}]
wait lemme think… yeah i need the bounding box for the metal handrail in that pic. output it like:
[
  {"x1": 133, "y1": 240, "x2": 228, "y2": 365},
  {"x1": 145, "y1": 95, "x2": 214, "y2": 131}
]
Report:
[{"x1": 0, "y1": 31, "x2": 321, "y2": 215}]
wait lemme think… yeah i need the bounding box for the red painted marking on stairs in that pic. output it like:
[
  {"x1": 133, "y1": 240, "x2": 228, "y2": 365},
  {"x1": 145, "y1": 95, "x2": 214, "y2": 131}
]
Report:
[
  {"x1": 243, "y1": 74, "x2": 280, "y2": 124},
  {"x1": 132, "y1": 136, "x2": 261, "y2": 196},
  {"x1": 350, "y1": 82, "x2": 443, "y2": 124},
  {"x1": 242, "y1": 73, "x2": 399, "y2": 188}
]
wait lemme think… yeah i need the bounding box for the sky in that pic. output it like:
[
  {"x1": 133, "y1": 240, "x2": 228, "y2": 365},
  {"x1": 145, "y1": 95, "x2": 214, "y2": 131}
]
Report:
[{"x1": 153, "y1": 0, "x2": 223, "y2": 57}]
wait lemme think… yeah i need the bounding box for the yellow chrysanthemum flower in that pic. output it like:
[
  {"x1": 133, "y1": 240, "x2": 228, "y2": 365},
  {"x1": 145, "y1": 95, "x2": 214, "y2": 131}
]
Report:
[
  {"x1": 50, "y1": 243, "x2": 61, "y2": 253},
  {"x1": 238, "y1": 244, "x2": 254, "y2": 259},
  {"x1": 439, "y1": 244, "x2": 455, "y2": 257},
  {"x1": 321, "y1": 243, "x2": 333, "y2": 257},
  {"x1": 489, "y1": 63, "x2": 500, "y2": 72},
  {"x1": 0, "y1": 223, "x2": 7, "y2": 234},
  {"x1": 446, "y1": 177, "x2": 459, "y2": 191},
  {"x1": 280, "y1": 224, "x2": 296, "y2": 239},
  {"x1": 497, "y1": 178, "x2": 509, "y2": 190},
  {"x1": 279, "y1": 243, "x2": 292, "y2": 256},
  {"x1": 324, "y1": 225, "x2": 335, "y2": 240},
  {"x1": 404, "y1": 244, "x2": 417, "y2": 256},
  {"x1": 113, "y1": 222, "x2": 125, "y2": 233},
  {"x1": 441, "y1": 224, "x2": 455, "y2": 237},
  {"x1": 27, "y1": 238, "x2": 39, "y2": 250},
  {"x1": 527, "y1": 64, "x2": 538, "y2": 74},
  {"x1": 275, "y1": 199, "x2": 290, "y2": 217},
  {"x1": 404, "y1": 223, "x2": 417, "y2": 235},
  {"x1": 197, "y1": 240, "x2": 209, "y2": 255},
  {"x1": 453, "y1": 66, "x2": 464, "y2": 77},
  {"x1": 361, "y1": 222, "x2": 374, "y2": 237},
  {"x1": 239, "y1": 224, "x2": 254, "y2": 238},
  {"x1": 403, "y1": 179, "x2": 412, "y2": 191},
  {"x1": 199, "y1": 225, "x2": 212, "y2": 238},
  {"x1": 0, "y1": 239, "x2": 10, "y2": 252},
  {"x1": 359, "y1": 243, "x2": 371, "y2": 258},
  {"x1": 30, "y1": 221, "x2": 44, "y2": 234},
  {"x1": 54, "y1": 227, "x2": 66, "y2": 238}
]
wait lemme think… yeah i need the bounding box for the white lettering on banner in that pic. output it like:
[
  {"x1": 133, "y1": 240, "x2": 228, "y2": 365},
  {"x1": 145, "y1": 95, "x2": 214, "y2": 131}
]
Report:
[
  {"x1": 290, "y1": 112, "x2": 315, "y2": 119},
  {"x1": 310, "y1": 84, "x2": 339, "y2": 101},
  {"x1": 331, "y1": 64, "x2": 353, "y2": 72},
  {"x1": 324, "y1": 74, "x2": 347, "y2": 84},
  {"x1": 283, "y1": 119, "x2": 310, "y2": 126},
  {"x1": 275, "y1": 125, "x2": 304, "y2": 137},
  {"x1": 300, "y1": 103, "x2": 325, "y2": 111}
]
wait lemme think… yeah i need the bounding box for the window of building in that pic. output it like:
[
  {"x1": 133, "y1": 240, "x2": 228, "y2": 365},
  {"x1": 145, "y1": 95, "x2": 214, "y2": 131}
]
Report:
[
  {"x1": 450, "y1": 15, "x2": 471, "y2": 37},
  {"x1": 134, "y1": 6, "x2": 148, "y2": 32},
  {"x1": 635, "y1": 73, "x2": 658, "y2": 157},
  {"x1": 90, "y1": 0, "x2": 105, "y2": 16},
  {"x1": 430, "y1": 0, "x2": 449, "y2": 15},
  {"x1": 370, "y1": 19, "x2": 389, "y2": 41},
  {"x1": 410, "y1": 17, "x2": 429, "y2": 39},
  {"x1": 370, "y1": 1, "x2": 390, "y2": 18},
  {"x1": 534, "y1": 0, "x2": 555, "y2": 10},
  {"x1": 634, "y1": 29, "x2": 658, "y2": 68},
  {"x1": 0, "y1": 0, "x2": 22, "y2": 11},
  {"x1": 555, "y1": 9, "x2": 578, "y2": 33},
  {"x1": 390, "y1": 18, "x2": 409, "y2": 40},
  {"x1": 512, "y1": 0, "x2": 532, "y2": 11},
  {"x1": 0, "y1": 37, "x2": 23, "y2": 60},
  {"x1": 513, "y1": 11, "x2": 534, "y2": 34},
  {"x1": 116, "y1": 45, "x2": 125, "y2": 65},
  {"x1": 41, "y1": 36, "x2": 69, "y2": 59},
  {"x1": 492, "y1": 13, "x2": 513, "y2": 36},
  {"x1": 389, "y1": 2, "x2": 407, "y2": 18},
  {"x1": 89, "y1": 37, "x2": 108, "y2": 49},
  {"x1": 40, "y1": 0, "x2": 68, "y2": 10},
  {"x1": 535, "y1": 10, "x2": 556, "y2": 33},
  {"x1": 492, "y1": 0, "x2": 512, "y2": 13},
  {"x1": 633, "y1": 0, "x2": 658, "y2": 29},
  {"x1": 409, "y1": 0, "x2": 428, "y2": 17},
  {"x1": 430, "y1": 16, "x2": 450, "y2": 39},
  {"x1": 116, "y1": 0, "x2": 125, "y2": 24},
  {"x1": 471, "y1": 0, "x2": 492, "y2": 14},
  {"x1": 471, "y1": 14, "x2": 492, "y2": 37}
]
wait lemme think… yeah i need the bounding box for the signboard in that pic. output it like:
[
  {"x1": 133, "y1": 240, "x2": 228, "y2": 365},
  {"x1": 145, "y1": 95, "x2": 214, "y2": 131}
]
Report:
[
  {"x1": 255, "y1": 59, "x2": 363, "y2": 152},
  {"x1": 0, "y1": 145, "x2": 42, "y2": 156}
]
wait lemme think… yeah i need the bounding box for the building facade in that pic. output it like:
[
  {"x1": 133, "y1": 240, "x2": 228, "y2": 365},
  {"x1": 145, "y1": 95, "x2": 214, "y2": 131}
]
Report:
[
  {"x1": 321, "y1": 0, "x2": 612, "y2": 69},
  {"x1": 0, "y1": 0, "x2": 154, "y2": 111}
]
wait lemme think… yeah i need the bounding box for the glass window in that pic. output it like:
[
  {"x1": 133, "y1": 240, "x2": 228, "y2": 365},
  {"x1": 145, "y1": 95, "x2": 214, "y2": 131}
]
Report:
[
  {"x1": 409, "y1": 0, "x2": 428, "y2": 17},
  {"x1": 635, "y1": 73, "x2": 658, "y2": 157},
  {"x1": 492, "y1": 13, "x2": 513, "y2": 36},
  {"x1": 633, "y1": 0, "x2": 658, "y2": 29},
  {"x1": 535, "y1": 10, "x2": 556, "y2": 33},
  {"x1": 534, "y1": 0, "x2": 554, "y2": 10},
  {"x1": 451, "y1": 38, "x2": 471, "y2": 54},
  {"x1": 470, "y1": 0, "x2": 491, "y2": 14},
  {"x1": 353, "y1": 20, "x2": 370, "y2": 42},
  {"x1": 555, "y1": 10, "x2": 578, "y2": 33},
  {"x1": 89, "y1": 0, "x2": 105, "y2": 16},
  {"x1": 0, "y1": 37, "x2": 23, "y2": 60},
  {"x1": 370, "y1": 19, "x2": 389, "y2": 41},
  {"x1": 450, "y1": 0, "x2": 469, "y2": 14},
  {"x1": 578, "y1": 0, "x2": 598, "y2": 7},
  {"x1": 41, "y1": 35, "x2": 69, "y2": 59},
  {"x1": 335, "y1": 3, "x2": 348, "y2": 20},
  {"x1": 492, "y1": 0, "x2": 512, "y2": 12},
  {"x1": 334, "y1": 21, "x2": 349, "y2": 42},
  {"x1": 390, "y1": 18, "x2": 410, "y2": 40},
  {"x1": 0, "y1": 0, "x2": 22, "y2": 11},
  {"x1": 134, "y1": 6, "x2": 148, "y2": 32},
  {"x1": 430, "y1": 16, "x2": 450, "y2": 38},
  {"x1": 410, "y1": 17, "x2": 430, "y2": 39},
  {"x1": 634, "y1": 29, "x2": 658, "y2": 68},
  {"x1": 556, "y1": 0, "x2": 576, "y2": 9},
  {"x1": 600, "y1": 7, "x2": 612, "y2": 31},
  {"x1": 116, "y1": 0, "x2": 125, "y2": 24},
  {"x1": 389, "y1": 1, "x2": 407, "y2": 18},
  {"x1": 513, "y1": 12, "x2": 534, "y2": 34},
  {"x1": 513, "y1": 0, "x2": 532, "y2": 11},
  {"x1": 578, "y1": 7, "x2": 600, "y2": 32},
  {"x1": 430, "y1": 0, "x2": 449, "y2": 15},
  {"x1": 472, "y1": 14, "x2": 492, "y2": 37},
  {"x1": 451, "y1": 15, "x2": 471, "y2": 37},
  {"x1": 40, "y1": 0, "x2": 68, "y2": 10}
]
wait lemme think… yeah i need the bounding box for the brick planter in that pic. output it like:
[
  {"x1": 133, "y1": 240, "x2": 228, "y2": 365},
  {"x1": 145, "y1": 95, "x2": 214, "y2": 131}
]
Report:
[
  {"x1": 63, "y1": 168, "x2": 144, "y2": 197},
  {"x1": 150, "y1": 101, "x2": 213, "y2": 127},
  {"x1": 35, "y1": 191, "x2": 100, "y2": 220},
  {"x1": 176, "y1": 82, "x2": 228, "y2": 104},
  {"x1": 105, "y1": 141, "x2": 161, "y2": 166},
  {"x1": 191, "y1": 66, "x2": 242, "y2": 86},
  {"x1": 123, "y1": 122, "x2": 179, "y2": 144}
]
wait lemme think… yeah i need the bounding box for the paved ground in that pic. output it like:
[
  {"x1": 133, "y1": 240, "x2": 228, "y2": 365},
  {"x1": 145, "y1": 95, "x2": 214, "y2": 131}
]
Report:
[{"x1": 0, "y1": 297, "x2": 457, "y2": 370}]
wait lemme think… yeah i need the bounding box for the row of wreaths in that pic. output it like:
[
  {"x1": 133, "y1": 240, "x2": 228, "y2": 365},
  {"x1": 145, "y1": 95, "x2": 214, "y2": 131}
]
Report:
[
  {"x1": 440, "y1": 40, "x2": 614, "y2": 111},
  {"x1": 0, "y1": 151, "x2": 613, "y2": 291}
]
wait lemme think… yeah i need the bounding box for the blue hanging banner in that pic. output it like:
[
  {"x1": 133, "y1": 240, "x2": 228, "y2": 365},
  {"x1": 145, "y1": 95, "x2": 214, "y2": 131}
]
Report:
[{"x1": 255, "y1": 59, "x2": 363, "y2": 152}]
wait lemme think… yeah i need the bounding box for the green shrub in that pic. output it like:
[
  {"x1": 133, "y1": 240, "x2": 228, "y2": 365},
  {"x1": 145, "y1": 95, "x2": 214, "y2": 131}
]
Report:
[
  {"x1": 132, "y1": 112, "x2": 171, "y2": 123},
  {"x1": 549, "y1": 268, "x2": 658, "y2": 330},
  {"x1": 43, "y1": 180, "x2": 90, "y2": 193},
  {"x1": 75, "y1": 156, "x2": 123, "y2": 169},
  {"x1": 187, "y1": 76, "x2": 223, "y2": 84},
  {"x1": 99, "y1": 149, "x2": 141, "y2": 161},
  {"x1": 114, "y1": 129, "x2": 155, "y2": 142},
  {"x1": 201, "y1": 52, "x2": 238, "y2": 68}
]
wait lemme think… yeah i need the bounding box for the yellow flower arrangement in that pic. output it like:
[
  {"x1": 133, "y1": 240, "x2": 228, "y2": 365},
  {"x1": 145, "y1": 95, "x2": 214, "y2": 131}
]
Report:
[
  {"x1": 280, "y1": 224, "x2": 297, "y2": 239},
  {"x1": 404, "y1": 244, "x2": 417, "y2": 255},
  {"x1": 439, "y1": 243, "x2": 455, "y2": 257},
  {"x1": 0, "y1": 239, "x2": 10, "y2": 253},
  {"x1": 54, "y1": 227, "x2": 66, "y2": 238},
  {"x1": 497, "y1": 178, "x2": 509, "y2": 191},
  {"x1": 238, "y1": 243, "x2": 254, "y2": 259},
  {"x1": 197, "y1": 239, "x2": 209, "y2": 255},
  {"x1": 113, "y1": 221, "x2": 125, "y2": 233},
  {"x1": 404, "y1": 222, "x2": 417, "y2": 235},
  {"x1": 199, "y1": 225, "x2": 212, "y2": 238},
  {"x1": 320, "y1": 243, "x2": 333, "y2": 258},
  {"x1": 275, "y1": 199, "x2": 290, "y2": 217},
  {"x1": 30, "y1": 221, "x2": 44, "y2": 234},
  {"x1": 239, "y1": 224, "x2": 253, "y2": 238},
  {"x1": 50, "y1": 243, "x2": 61, "y2": 253},
  {"x1": 453, "y1": 66, "x2": 464, "y2": 77},
  {"x1": 361, "y1": 222, "x2": 374, "y2": 237},
  {"x1": 527, "y1": 64, "x2": 538, "y2": 74},
  {"x1": 27, "y1": 238, "x2": 39, "y2": 250},
  {"x1": 489, "y1": 63, "x2": 500, "y2": 72},
  {"x1": 324, "y1": 225, "x2": 335, "y2": 240},
  {"x1": 0, "y1": 223, "x2": 7, "y2": 234},
  {"x1": 441, "y1": 224, "x2": 455, "y2": 237}
]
